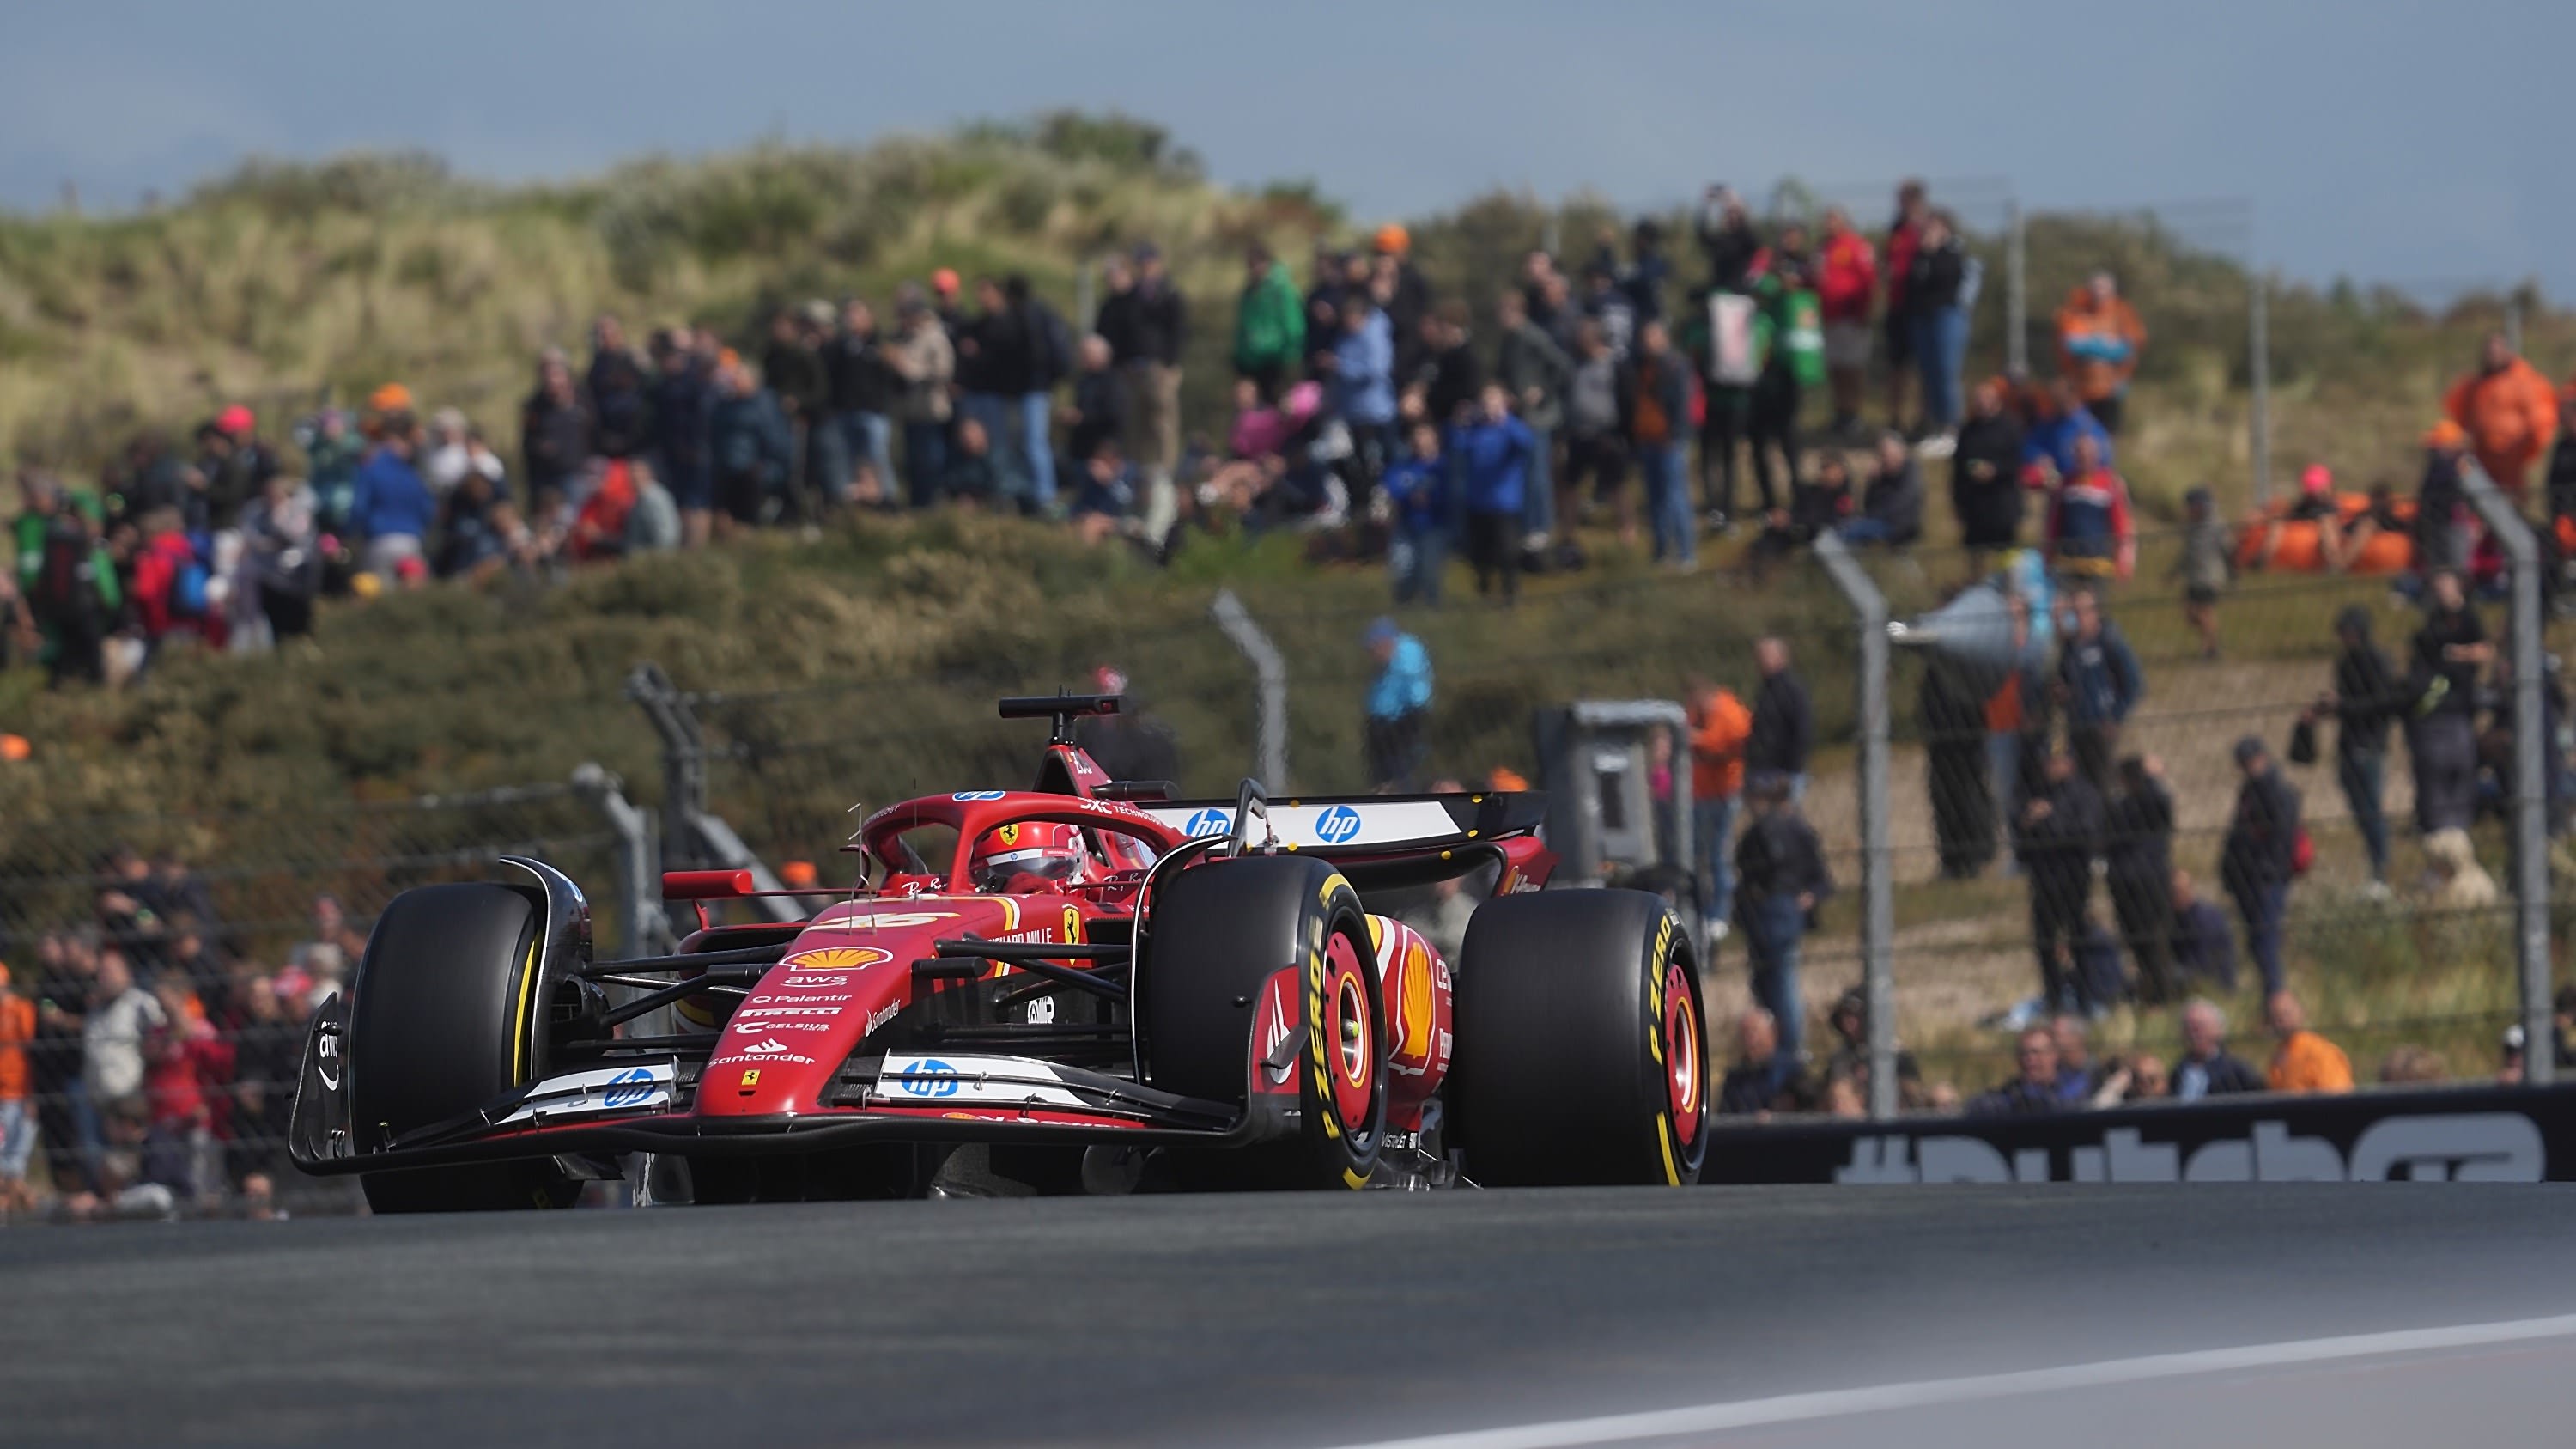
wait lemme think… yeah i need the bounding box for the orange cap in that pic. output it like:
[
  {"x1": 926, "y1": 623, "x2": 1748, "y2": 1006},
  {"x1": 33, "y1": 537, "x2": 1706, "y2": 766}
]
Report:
[
  {"x1": 1373, "y1": 223, "x2": 1410, "y2": 256},
  {"x1": 780, "y1": 859, "x2": 819, "y2": 888},
  {"x1": 0, "y1": 734, "x2": 27, "y2": 762},
  {"x1": 368, "y1": 382, "x2": 413, "y2": 415},
  {"x1": 1486, "y1": 766, "x2": 1530, "y2": 792},
  {"x1": 2300, "y1": 464, "x2": 2333, "y2": 496},
  {"x1": 931, "y1": 268, "x2": 960, "y2": 295},
  {"x1": 2423, "y1": 419, "x2": 2467, "y2": 449}
]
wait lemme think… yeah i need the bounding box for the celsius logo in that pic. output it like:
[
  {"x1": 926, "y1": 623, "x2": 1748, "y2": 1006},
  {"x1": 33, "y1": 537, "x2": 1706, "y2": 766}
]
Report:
[
  {"x1": 601, "y1": 1067, "x2": 659, "y2": 1110},
  {"x1": 1315, "y1": 805, "x2": 1364, "y2": 843},
  {"x1": 1183, "y1": 807, "x2": 1231, "y2": 837}
]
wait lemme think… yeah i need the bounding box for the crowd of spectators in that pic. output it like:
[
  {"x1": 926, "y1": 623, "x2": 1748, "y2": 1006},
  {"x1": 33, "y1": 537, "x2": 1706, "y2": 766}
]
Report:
[{"x1": 0, "y1": 853, "x2": 351, "y2": 1219}]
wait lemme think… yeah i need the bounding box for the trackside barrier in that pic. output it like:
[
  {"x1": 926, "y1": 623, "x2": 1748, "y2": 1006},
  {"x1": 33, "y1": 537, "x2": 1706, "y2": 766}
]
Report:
[
  {"x1": 1814, "y1": 533, "x2": 1899, "y2": 1122},
  {"x1": 2460, "y1": 462, "x2": 2552, "y2": 1087}
]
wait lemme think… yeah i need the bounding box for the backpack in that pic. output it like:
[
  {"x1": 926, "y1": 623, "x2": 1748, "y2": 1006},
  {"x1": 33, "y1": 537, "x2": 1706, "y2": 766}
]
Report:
[
  {"x1": 172, "y1": 556, "x2": 212, "y2": 619},
  {"x1": 34, "y1": 520, "x2": 102, "y2": 624}
]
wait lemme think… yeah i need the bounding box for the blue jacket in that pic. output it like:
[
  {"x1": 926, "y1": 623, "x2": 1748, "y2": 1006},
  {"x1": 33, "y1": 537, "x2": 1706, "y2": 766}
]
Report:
[
  {"x1": 1380, "y1": 453, "x2": 1450, "y2": 536},
  {"x1": 349, "y1": 449, "x2": 436, "y2": 542},
  {"x1": 710, "y1": 388, "x2": 791, "y2": 487},
  {"x1": 2022, "y1": 406, "x2": 2113, "y2": 478},
  {"x1": 1449, "y1": 416, "x2": 1535, "y2": 516},
  {"x1": 1366, "y1": 635, "x2": 1433, "y2": 721},
  {"x1": 2057, "y1": 621, "x2": 2143, "y2": 725},
  {"x1": 1330, "y1": 310, "x2": 1397, "y2": 425}
]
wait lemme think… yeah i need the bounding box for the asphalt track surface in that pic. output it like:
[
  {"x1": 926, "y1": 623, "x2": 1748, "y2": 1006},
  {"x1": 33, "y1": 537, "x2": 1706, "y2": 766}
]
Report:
[{"x1": 8, "y1": 1185, "x2": 2576, "y2": 1448}]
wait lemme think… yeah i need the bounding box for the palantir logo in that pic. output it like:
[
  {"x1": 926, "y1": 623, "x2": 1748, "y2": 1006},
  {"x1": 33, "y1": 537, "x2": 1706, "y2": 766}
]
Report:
[
  {"x1": 1315, "y1": 805, "x2": 1364, "y2": 843},
  {"x1": 895, "y1": 1058, "x2": 961, "y2": 1099},
  {"x1": 601, "y1": 1067, "x2": 657, "y2": 1109},
  {"x1": 1183, "y1": 807, "x2": 1231, "y2": 837}
]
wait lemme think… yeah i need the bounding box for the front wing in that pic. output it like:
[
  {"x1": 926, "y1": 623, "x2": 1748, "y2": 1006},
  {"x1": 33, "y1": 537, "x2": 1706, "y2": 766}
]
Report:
[{"x1": 288, "y1": 995, "x2": 1275, "y2": 1177}]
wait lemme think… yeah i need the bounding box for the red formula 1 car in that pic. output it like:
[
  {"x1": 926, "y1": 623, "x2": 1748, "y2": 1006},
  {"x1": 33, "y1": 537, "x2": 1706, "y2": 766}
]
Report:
[{"x1": 289, "y1": 694, "x2": 1707, "y2": 1209}]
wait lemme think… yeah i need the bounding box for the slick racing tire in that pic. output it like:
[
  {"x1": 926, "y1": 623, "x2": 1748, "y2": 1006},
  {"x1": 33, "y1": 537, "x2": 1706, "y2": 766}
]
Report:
[
  {"x1": 347, "y1": 882, "x2": 580, "y2": 1214},
  {"x1": 1450, "y1": 889, "x2": 1707, "y2": 1186},
  {"x1": 1143, "y1": 855, "x2": 1388, "y2": 1190}
]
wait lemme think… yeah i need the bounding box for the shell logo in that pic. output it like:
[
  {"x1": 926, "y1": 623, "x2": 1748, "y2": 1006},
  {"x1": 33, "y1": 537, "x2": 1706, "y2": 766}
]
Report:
[
  {"x1": 786, "y1": 947, "x2": 895, "y2": 971},
  {"x1": 1396, "y1": 941, "x2": 1433, "y2": 1058}
]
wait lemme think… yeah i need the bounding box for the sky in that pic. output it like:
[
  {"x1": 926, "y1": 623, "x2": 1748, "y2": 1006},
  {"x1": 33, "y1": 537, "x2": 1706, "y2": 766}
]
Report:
[{"x1": 3, "y1": 1, "x2": 2568, "y2": 300}]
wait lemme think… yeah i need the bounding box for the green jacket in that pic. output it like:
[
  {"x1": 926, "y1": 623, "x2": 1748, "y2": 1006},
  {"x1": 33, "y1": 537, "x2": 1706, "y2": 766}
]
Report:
[
  {"x1": 1233, "y1": 262, "x2": 1306, "y2": 374},
  {"x1": 1754, "y1": 275, "x2": 1826, "y2": 389}
]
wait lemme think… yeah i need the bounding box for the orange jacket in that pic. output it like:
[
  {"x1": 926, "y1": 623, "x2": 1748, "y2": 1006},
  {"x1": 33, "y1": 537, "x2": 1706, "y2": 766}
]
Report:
[
  {"x1": 2268, "y1": 1029, "x2": 2354, "y2": 1094},
  {"x1": 0, "y1": 994, "x2": 32, "y2": 1101},
  {"x1": 1688, "y1": 690, "x2": 1752, "y2": 801},
  {"x1": 2444, "y1": 359, "x2": 2558, "y2": 490},
  {"x1": 2054, "y1": 289, "x2": 2146, "y2": 403}
]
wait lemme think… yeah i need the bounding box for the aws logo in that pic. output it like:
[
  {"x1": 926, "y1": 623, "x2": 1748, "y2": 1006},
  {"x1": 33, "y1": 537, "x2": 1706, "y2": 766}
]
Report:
[{"x1": 785, "y1": 947, "x2": 894, "y2": 971}]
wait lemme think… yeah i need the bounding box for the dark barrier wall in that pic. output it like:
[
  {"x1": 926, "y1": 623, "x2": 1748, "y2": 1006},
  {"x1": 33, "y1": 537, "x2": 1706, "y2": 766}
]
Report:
[{"x1": 1702, "y1": 1084, "x2": 2576, "y2": 1184}]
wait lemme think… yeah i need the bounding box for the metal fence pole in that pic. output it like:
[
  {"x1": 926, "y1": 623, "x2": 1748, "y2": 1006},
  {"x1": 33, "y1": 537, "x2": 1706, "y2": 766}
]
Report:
[
  {"x1": 1211, "y1": 589, "x2": 1290, "y2": 792},
  {"x1": 627, "y1": 662, "x2": 707, "y2": 941},
  {"x1": 2250, "y1": 271, "x2": 2273, "y2": 508},
  {"x1": 1812, "y1": 534, "x2": 1896, "y2": 1120},
  {"x1": 2460, "y1": 463, "x2": 2553, "y2": 1087},
  {"x1": 2005, "y1": 196, "x2": 2027, "y2": 378},
  {"x1": 2506, "y1": 297, "x2": 2525, "y2": 359},
  {"x1": 572, "y1": 762, "x2": 660, "y2": 959}
]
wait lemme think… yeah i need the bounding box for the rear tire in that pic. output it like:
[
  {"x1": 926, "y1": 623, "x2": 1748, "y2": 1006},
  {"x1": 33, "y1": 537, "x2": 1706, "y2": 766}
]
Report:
[
  {"x1": 347, "y1": 882, "x2": 580, "y2": 1213},
  {"x1": 1451, "y1": 890, "x2": 1707, "y2": 1186},
  {"x1": 1143, "y1": 855, "x2": 1387, "y2": 1190}
]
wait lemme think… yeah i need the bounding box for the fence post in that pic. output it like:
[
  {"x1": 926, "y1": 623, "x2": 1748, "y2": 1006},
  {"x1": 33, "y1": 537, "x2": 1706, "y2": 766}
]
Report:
[
  {"x1": 1211, "y1": 589, "x2": 1291, "y2": 792},
  {"x1": 571, "y1": 763, "x2": 662, "y2": 959},
  {"x1": 2005, "y1": 197, "x2": 2027, "y2": 379},
  {"x1": 2249, "y1": 270, "x2": 2272, "y2": 508},
  {"x1": 1812, "y1": 534, "x2": 1897, "y2": 1120},
  {"x1": 2460, "y1": 464, "x2": 2553, "y2": 1087},
  {"x1": 2506, "y1": 296, "x2": 2525, "y2": 359}
]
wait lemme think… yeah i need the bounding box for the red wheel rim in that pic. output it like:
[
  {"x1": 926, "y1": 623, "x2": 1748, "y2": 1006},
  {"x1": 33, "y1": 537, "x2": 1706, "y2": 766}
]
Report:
[
  {"x1": 1664, "y1": 960, "x2": 1701, "y2": 1146},
  {"x1": 1324, "y1": 933, "x2": 1375, "y2": 1132}
]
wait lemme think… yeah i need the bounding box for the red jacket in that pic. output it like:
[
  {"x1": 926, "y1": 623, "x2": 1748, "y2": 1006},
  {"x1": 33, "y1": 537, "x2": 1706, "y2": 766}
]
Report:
[
  {"x1": 1883, "y1": 218, "x2": 1923, "y2": 314},
  {"x1": 1817, "y1": 230, "x2": 1879, "y2": 324},
  {"x1": 130, "y1": 531, "x2": 222, "y2": 645}
]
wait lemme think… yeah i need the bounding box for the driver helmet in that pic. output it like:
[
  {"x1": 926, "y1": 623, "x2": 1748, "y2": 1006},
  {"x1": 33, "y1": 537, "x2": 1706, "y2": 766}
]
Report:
[{"x1": 969, "y1": 821, "x2": 1093, "y2": 892}]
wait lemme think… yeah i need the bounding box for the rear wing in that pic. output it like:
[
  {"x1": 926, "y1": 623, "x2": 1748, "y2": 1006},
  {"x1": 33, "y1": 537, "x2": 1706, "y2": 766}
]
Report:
[{"x1": 1139, "y1": 791, "x2": 1546, "y2": 854}]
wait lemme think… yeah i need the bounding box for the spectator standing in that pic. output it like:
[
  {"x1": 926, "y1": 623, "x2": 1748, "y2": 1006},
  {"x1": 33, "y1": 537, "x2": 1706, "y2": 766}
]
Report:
[
  {"x1": 2017, "y1": 748, "x2": 2105, "y2": 1014},
  {"x1": 887, "y1": 288, "x2": 956, "y2": 508},
  {"x1": 1967, "y1": 1026, "x2": 2066, "y2": 1116},
  {"x1": 1716, "y1": 1007, "x2": 1788, "y2": 1115},
  {"x1": 649, "y1": 332, "x2": 714, "y2": 546},
  {"x1": 1009, "y1": 276, "x2": 1072, "y2": 516},
  {"x1": 2308, "y1": 606, "x2": 2403, "y2": 892},
  {"x1": 2220, "y1": 735, "x2": 2301, "y2": 997},
  {"x1": 82, "y1": 950, "x2": 163, "y2": 1111},
  {"x1": 2442, "y1": 332, "x2": 2559, "y2": 496},
  {"x1": 1747, "y1": 231, "x2": 1821, "y2": 522},
  {"x1": 1123, "y1": 244, "x2": 1188, "y2": 538},
  {"x1": 1580, "y1": 262, "x2": 1637, "y2": 362},
  {"x1": 2407, "y1": 569, "x2": 2489, "y2": 836},
  {"x1": 1918, "y1": 651, "x2": 1996, "y2": 880},
  {"x1": 586, "y1": 316, "x2": 649, "y2": 461},
  {"x1": 349, "y1": 415, "x2": 435, "y2": 584},
  {"x1": 1951, "y1": 379, "x2": 2026, "y2": 560},
  {"x1": 2105, "y1": 754, "x2": 2179, "y2": 1005},
  {"x1": 0, "y1": 963, "x2": 33, "y2": 1209},
  {"x1": 2414, "y1": 422, "x2": 2472, "y2": 576},
  {"x1": 1493, "y1": 289, "x2": 1570, "y2": 550},
  {"x1": 2055, "y1": 272, "x2": 2148, "y2": 435},
  {"x1": 1060, "y1": 335, "x2": 1127, "y2": 483},
  {"x1": 2264, "y1": 990, "x2": 2353, "y2": 1093},
  {"x1": 1905, "y1": 210, "x2": 1973, "y2": 451},
  {"x1": 1449, "y1": 386, "x2": 1535, "y2": 603},
  {"x1": 1363, "y1": 618, "x2": 1433, "y2": 789},
  {"x1": 1234, "y1": 244, "x2": 1305, "y2": 399},
  {"x1": 1694, "y1": 187, "x2": 1762, "y2": 295},
  {"x1": 708, "y1": 358, "x2": 792, "y2": 530},
  {"x1": 1686, "y1": 678, "x2": 1753, "y2": 941},
  {"x1": 1684, "y1": 283, "x2": 1756, "y2": 529},
  {"x1": 2174, "y1": 486, "x2": 2231, "y2": 661},
  {"x1": 519, "y1": 353, "x2": 592, "y2": 508},
  {"x1": 14, "y1": 473, "x2": 118, "y2": 687},
  {"x1": 1418, "y1": 304, "x2": 1485, "y2": 429},
  {"x1": 2054, "y1": 588, "x2": 2144, "y2": 791},
  {"x1": 826, "y1": 298, "x2": 900, "y2": 508},
  {"x1": 1841, "y1": 432, "x2": 1924, "y2": 546},
  {"x1": 1746, "y1": 636, "x2": 1814, "y2": 798},
  {"x1": 1814, "y1": 208, "x2": 1879, "y2": 441},
  {"x1": 1325, "y1": 289, "x2": 1399, "y2": 497},
  {"x1": 1373, "y1": 226, "x2": 1434, "y2": 381},
  {"x1": 2172, "y1": 998, "x2": 2265, "y2": 1099},
  {"x1": 237, "y1": 472, "x2": 320, "y2": 642},
  {"x1": 2044, "y1": 432, "x2": 2137, "y2": 582},
  {"x1": 1621, "y1": 219, "x2": 1671, "y2": 326},
  {"x1": 1560, "y1": 320, "x2": 1626, "y2": 551},
  {"x1": 1880, "y1": 180, "x2": 1929, "y2": 432},
  {"x1": 955, "y1": 279, "x2": 1025, "y2": 506},
  {"x1": 297, "y1": 408, "x2": 366, "y2": 536},
  {"x1": 1380, "y1": 422, "x2": 1451, "y2": 606},
  {"x1": 1619, "y1": 319, "x2": 1695, "y2": 568},
  {"x1": 1733, "y1": 776, "x2": 1829, "y2": 1074}
]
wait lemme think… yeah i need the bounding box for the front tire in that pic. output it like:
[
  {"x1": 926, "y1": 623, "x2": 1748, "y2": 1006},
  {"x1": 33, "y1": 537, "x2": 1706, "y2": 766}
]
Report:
[
  {"x1": 347, "y1": 882, "x2": 580, "y2": 1213},
  {"x1": 1450, "y1": 890, "x2": 1707, "y2": 1186},
  {"x1": 1142, "y1": 855, "x2": 1388, "y2": 1190}
]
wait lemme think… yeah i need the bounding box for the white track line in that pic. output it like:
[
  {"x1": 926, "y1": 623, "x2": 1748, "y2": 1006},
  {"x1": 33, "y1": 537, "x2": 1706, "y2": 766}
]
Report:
[{"x1": 1323, "y1": 1312, "x2": 2576, "y2": 1449}]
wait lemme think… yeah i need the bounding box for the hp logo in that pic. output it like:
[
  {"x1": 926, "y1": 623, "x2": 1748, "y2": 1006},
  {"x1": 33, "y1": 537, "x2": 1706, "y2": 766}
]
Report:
[
  {"x1": 1315, "y1": 805, "x2": 1364, "y2": 844},
  {"x1": 1182, "y1": 807, "x2": 1232, "y2": 837}
]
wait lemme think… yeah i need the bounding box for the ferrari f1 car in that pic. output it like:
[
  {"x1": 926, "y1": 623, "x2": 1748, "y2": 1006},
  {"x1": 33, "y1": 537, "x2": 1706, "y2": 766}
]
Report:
[{"x1": 289, "y1": 693, "x2": 1708, "y2": 1209}]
